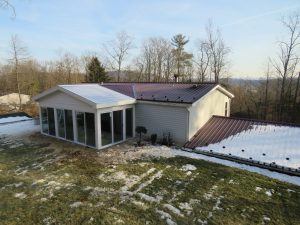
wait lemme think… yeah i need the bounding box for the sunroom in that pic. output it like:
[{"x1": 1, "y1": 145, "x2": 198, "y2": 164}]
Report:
[{"x1": 33, "y1": 84, "x2": 136, "y2": 149}]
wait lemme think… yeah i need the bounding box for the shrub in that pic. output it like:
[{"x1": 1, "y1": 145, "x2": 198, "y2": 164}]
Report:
[
  {"x1": 135, "y1": 126, "x2": 147, "y2": 146},
  {"x1": 150, "y1": 134, "x2": 157, "y2": 145}
]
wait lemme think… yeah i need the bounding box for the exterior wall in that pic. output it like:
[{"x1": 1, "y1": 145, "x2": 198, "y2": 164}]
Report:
[
  {"x1": 135, "y1": 102, "x2": 189, "y2": 145},
  {"x1": 188, "y1": 89, "x2": 231, "y2": 139},
  {"x1": 38, "y1": 91, "x2": 94, "y2": 113}
]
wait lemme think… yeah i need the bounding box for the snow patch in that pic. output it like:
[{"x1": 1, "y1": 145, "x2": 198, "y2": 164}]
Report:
[
  {"x1": 181, "y1": 164, "x2": 197, "y2": 171},
  {"x1": 164, "y1": 204, "x2": 184, "y2": 217},
  {"x1": 14, "y1": 192, "x2": 27, "y2": 199}
]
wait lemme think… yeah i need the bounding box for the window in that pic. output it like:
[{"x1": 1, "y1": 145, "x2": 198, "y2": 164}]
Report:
[
  {"x1": 47, "y1": 108, "x2": 56, "y2": 136},
  {"x1": 113, "y1": 110, "x2": 123, "y2": 142},
  {"x1": 85, "y1": 113, "x2": 95, "y2": 147},
  {"x1": 225, "y1": 102, "x2": 228, "y2": 117},
  {"x1": 101, "y1": 112, "x2": 112, "y2": 146},
  {"x1": 76, "y1": 111, "x2": 95, "y2": 147},
  {"x1": 57, "y1": 109, "x2": 65, "y2": 138},
  {"x1": 41, "y1": 107, "x2": 48, "y2": 133},
  {"x1": 76, "y1": 112, "x2": 85, "y2": 144},
  {"x1": 126, "y1": 108, "x2": 133, "y2": 138},
  {"x1": 65, "y1": 110, "x2": 74, "y2": 141}
]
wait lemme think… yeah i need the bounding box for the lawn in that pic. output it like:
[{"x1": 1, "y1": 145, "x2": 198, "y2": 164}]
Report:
[{"x1": 0, "y1": 134, "x2": 300, "y2": 225}]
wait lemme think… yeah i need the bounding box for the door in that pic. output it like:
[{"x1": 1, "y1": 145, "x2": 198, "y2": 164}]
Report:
[
  {"x1": 101, "y1": 112, "x2": 112, "y2": 146},
  {"x1": 113, "y1": 110, "x2": 123, "y2": 142}
]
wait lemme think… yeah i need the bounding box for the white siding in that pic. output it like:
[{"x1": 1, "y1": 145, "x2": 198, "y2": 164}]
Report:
[
  {"x1": 135, "y1": 103, "x2": 189, "y2": 145},
  {"x1": 38, "y1": 90, "x2": 95, "y2": 113},
  {"x1": 188, "y1": 89, "x2": 230, "y2": 139}
]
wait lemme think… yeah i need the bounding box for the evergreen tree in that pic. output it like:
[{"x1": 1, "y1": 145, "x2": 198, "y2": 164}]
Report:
[
  {"x1": 85, "y1": 57, "x2": 109, "y2": 82},
  {"x1": 171, "y1": 34, "x2": 193, "y2": 81}
]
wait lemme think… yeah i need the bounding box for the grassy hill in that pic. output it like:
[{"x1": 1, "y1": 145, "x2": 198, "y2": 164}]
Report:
[{"x1": 0, "y1": 135, "x2": 299, "y2": 225}]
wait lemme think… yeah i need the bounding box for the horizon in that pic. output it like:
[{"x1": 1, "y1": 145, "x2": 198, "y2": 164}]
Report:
[{"x1": 0, "y1": 0, "x2": 300, "y2": 79}]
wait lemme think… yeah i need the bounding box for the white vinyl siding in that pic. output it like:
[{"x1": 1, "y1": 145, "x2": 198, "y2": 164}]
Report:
[
  {"x1": 38, "y1": 91, "x2": 94, "y2": 112},
  {"x1": 188, "y1": 89, "x2": 231, "y2": 139},
  {"x1": 135, "y1": 103, "x2": 189, "y2": 145}
]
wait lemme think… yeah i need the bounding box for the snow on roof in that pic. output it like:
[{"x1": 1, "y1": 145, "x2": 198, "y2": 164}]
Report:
[
  {"x1": 187, "y1": 117, "x2": 300, "y2": 169},
  {"x1": 60, "y1": 84, "x2": 136, "y2": 108},
  {"x1": 33, "y1": 84, "x2": 136, "y2": 109}
]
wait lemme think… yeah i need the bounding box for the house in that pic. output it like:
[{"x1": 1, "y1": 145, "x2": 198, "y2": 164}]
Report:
[{"x1": 32, "y1": 82, "x2": 234, "y2": 149}]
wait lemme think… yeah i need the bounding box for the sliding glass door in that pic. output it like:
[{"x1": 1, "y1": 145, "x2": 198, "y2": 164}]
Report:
[
  {"x1": 85, "y1": 113, "x2": 95, "y2": 147},
  {"x1": 76, "y1": 112, "x2": 96, "y2": 147},
  {"x1": 126, "y1": 108, "x2": 133, "y2": 138},
  {"x1": 65, "y1": 110, "x2": 74, "y2": 141},
  {"x1": 101, "y1": 112, "x2": 112, "y2": 146},
  {"x1": 76, "y1": 112, "x2": 85, "y2": 144},
  {"x1": 41, "y1": 107, "x2": 48, "y2": 133},
  {"x1": 100, "y1": 108, "x2": 133, "y2": 147},
  {"x1": 57, "y1": 109, "x2": 65, "y2": 138},
  {"x1": 113, "y1": 110, "x2": 123, "y2": 142},
  {"x1": 47, "y1": 108, "x2": 56, "y2": 136}
]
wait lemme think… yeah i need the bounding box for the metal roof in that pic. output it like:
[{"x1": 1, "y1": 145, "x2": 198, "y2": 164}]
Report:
[
  {"x1": 184, "y1": 116, "x2": 300, "y2": 149},
  {"x1": 101, "y1": 82, "x2": 233, "y2": 104},
  {"x1": 33, "y1": 84, "x2": 136, "y2": 109}
]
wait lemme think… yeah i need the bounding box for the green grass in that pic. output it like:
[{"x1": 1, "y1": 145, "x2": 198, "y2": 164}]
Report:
[{"x1": 0, "y1": 136, "x2": 299, "y2": 225}]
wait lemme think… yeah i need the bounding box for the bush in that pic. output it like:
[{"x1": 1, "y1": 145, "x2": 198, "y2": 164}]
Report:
[
  {"x1": 135, "y1": 126, "x2": 147, "y2": 146},
  {"x1": 150, "y1": 134, "x2": 157, "y2": 145}
]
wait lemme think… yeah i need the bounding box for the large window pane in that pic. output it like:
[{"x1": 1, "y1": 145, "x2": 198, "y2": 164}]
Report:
[
  {"x1": 85, "y1": 113, "x2": 95, "y2": 147},
  {"x1": 113, "y1": 110, "x2": 123, "y2": 142},
  {"x1": 57, "y1": 109, "x2": 65, "y2": 138},
  {"x1": 76, "y1": 112, "x2": 85, "y2": 144},
  {"x1": 101, "y1": 113, "x2": 112, "y2": 146},
  {"x1": 41, "y1": 107, "x2": 48, "y2": 133},
  {"x1": 126, "y1": 108, "x2": 133, "y2": 139},
  {"x1": 47, "y1": 108, "x2": 56, "y2": 136},
  {"x1": 65, "y1": 110, "x2": 74, "y2": 141}
]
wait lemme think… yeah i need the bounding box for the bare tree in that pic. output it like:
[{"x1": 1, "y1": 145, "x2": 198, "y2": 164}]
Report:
[
  {"x1": 8, "y1": 35, "x2": 29, "y2": 110},
  {"x1": 103, "y1": 31, "x2": 133, "y2": 82},
  {"x1": 194, "y1": 40, "x2": 210, "y2": 82},
  {"x1": 205, "y1": 21, "x2": 230, "y2": 83},
  {"x1": 271, "y1": 11, "x2": 300, "y2": 120},
  {"x1": 0, "y1": 0, "x2": 15, "y2": 17}
]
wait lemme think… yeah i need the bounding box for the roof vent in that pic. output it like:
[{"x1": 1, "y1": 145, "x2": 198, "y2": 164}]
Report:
[{"x1": 192, "y1": 84, "x2": 198, "y2": 88}]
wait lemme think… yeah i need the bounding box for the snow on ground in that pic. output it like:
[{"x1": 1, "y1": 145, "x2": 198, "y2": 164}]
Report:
[
  {"x1": 197, "y1": 124, "x2": 300, "y2": 169},
  {"x1": 173, "y1": 149, "x2": 300, "y2": 186},
  {"x1": 0, "y1": 93, "x2": 30, "y2": 105},
  {"x1": 0, "y1": 116, "x2": 31, "y2": 124},
  {"x1": 0, "y1": 119, "x2": 39, "y2": 137}
]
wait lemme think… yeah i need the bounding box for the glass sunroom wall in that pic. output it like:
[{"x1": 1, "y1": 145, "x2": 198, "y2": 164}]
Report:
[
  {"x1": 41, "y1": 107, "x2": 48, "y2": 133},
  {"x1": 76, "y1": 112, "x2": 85, "y2": 144},
  {"x1": 113, "y1": 110, "x2": 123, "y2": 142},
  {"x1": 47, "y1": 108, "x2": 56, "y2": 136},
  {"x1": 101, "y1": 112, "x2": 112, "y2": 146},
  {"x1": 85, "y1": 113, "x2": 95, "y2": 147},
  {"x1": 57, "y1": 109, "x2": 65, "y2": 138},
  {"x1": 65, "y1": 110, "x2": 74, "y2": 141}
]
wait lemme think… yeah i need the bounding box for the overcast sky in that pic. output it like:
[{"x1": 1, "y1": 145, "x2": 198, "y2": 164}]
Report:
[{"x1": 0, "y1": 0, "x2": 300, "y2": 78}]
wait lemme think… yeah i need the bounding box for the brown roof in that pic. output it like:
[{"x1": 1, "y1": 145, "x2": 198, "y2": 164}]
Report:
[
  {"x1": 184, "y1": 116, "x2": 300, "y2": 149},
  {"x1": 101, "y1": 82, "x2": 220, "y2": 104}
]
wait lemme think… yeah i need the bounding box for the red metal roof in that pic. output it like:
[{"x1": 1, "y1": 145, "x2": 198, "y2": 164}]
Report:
[
  {"x1": 184, "y1": 116, "x2": 300, "y2": 149},
  {"x1": 101, "y1": 82, "x2": 218, "y2": 104}
]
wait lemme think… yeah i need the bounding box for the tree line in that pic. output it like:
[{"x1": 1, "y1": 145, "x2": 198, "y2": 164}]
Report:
[{"x1": 0, "y1": 2, "x2": 299, "y2": 123}]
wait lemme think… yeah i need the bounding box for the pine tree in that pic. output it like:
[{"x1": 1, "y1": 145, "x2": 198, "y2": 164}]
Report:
[
  {"x1": 171, "y1": 34, "x2": 193, "y2": 81},
  {"x1": 85, "y1": 57, "x2": 110, "y2": 82}
]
